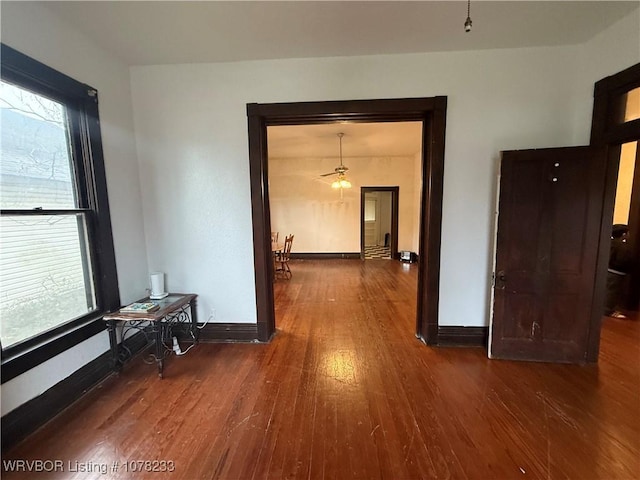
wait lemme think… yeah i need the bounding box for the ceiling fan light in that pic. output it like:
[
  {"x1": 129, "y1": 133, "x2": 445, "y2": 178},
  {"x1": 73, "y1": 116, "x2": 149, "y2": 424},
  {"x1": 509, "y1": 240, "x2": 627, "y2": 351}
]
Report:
[
  {"x1": 326, "y1": 133, "x2": 353, "y2": 191},
  {"x1": 464, "y1": 0, "x2": 472, "y2": 32},
  {"x1": 464, "y1": 16, "x2": 472, "y2": 32}
]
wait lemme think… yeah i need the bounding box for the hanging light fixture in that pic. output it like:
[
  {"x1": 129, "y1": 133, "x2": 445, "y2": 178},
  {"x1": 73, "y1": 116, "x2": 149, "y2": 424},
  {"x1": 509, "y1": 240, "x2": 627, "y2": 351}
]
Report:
[
  {"x1": 464, "y1": 0, "x2": 472, "y2": 32},
  {"x1": 331, "y1": 173, "x2": 352, "y2": 189},
  {"x1": 324, "y1": 132, "x2": 351, "y2": 190}
]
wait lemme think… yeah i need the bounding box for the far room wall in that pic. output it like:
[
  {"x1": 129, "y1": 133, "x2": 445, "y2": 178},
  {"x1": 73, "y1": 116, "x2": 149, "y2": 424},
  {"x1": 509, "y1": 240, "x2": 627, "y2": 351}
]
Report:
[{"x1": 269, "y1": 155, "x2": 420, "y2": 253}]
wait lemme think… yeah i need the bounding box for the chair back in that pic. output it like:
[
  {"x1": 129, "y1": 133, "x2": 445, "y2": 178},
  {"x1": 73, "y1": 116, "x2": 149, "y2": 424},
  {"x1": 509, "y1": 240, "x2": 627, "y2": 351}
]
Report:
[
  {"x1": 283, "y1": 234, "x2": 294, "y2": 260},
  {"x1": 271, "y1": 231, "x2": 279, "y2": 243}
]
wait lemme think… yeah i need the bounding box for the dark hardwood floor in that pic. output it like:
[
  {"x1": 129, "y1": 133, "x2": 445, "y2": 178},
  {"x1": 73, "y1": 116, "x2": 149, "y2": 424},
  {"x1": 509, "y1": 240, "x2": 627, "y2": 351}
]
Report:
[{"x1": 3, "y1": 259, "x2": 639, "y2": 479}]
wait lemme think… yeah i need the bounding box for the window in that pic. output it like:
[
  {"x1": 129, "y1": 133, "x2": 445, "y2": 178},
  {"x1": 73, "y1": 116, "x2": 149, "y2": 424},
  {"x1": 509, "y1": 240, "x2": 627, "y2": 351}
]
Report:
[
  {"x1": 0, "y1": 45, "x2": 119, "y2": 372},
  {"x1": 623, "y1": 87, "x2": 640, "y2": 123},
  {"x1": 611, "y1": 86, "x2": 640, "y2": 126}
]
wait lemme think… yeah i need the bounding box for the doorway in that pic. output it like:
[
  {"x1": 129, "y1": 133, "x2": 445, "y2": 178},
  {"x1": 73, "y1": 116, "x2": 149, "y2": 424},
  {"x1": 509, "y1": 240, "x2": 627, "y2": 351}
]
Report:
[
  {"x1": 589, "y1": 63, "x2": 640, "y2": 360},
  {"x1": 361, "y1": 187, "x2": 399, "y2": 260},
  {"x1": 611, "y1": 140, "x2": 639, "y2": 313},
  {"x1": 247, "y1": 97, "x2": 447, "y2": 343}
]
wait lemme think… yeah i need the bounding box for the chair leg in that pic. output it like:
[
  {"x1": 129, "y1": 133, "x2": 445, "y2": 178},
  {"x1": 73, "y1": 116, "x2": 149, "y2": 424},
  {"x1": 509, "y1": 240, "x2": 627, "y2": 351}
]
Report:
[
  {"x1": 275, "y1": 260, "x2": 285, "y2": 279},
  {"x1": 284, "y1": 261, "x2": 291, "y2": 279}
]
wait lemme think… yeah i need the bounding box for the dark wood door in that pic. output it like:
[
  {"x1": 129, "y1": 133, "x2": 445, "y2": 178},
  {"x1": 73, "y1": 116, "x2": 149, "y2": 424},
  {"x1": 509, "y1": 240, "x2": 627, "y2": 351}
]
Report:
[{"x1": 490, "y1": 146, "x2": 607, "y2": 363}]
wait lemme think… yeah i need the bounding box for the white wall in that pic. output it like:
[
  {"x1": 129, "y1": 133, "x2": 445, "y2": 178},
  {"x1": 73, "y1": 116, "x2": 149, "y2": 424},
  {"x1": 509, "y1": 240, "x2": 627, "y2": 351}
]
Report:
[
  {"x1": 269, "y1": 155, "x2": 419, "y2": 253},
  {"x1": 131, "y1": 44, "x2": 588, "y2": 328},
  {"x1": 130, "y1": 4, "x2": 637, "y2": 326},
  {"x1": 1, "y1": 2, "x2": 148, "y2": 415}
]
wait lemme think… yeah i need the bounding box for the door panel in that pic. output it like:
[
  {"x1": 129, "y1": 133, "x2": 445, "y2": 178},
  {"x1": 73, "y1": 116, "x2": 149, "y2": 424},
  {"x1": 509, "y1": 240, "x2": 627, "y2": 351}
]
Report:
[
  {"x1": 490, "y1": 146, "x2": 607, "y2": 363},
  {"x1": 503, "y1": 293, "x2": 538, "y2": 340}
]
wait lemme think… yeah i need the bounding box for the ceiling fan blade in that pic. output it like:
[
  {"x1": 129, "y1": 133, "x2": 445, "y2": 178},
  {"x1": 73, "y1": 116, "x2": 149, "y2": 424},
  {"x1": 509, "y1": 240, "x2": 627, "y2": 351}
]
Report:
[{"x1": 320, "y1": 172, "x2": 338, "y2": 177}]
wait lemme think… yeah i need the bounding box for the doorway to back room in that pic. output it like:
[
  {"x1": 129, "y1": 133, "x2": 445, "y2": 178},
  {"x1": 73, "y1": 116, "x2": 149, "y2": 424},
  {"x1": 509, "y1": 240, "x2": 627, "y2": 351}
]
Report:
[
  {"x1": 246, "y1": 96, "x2": 448, "y2": 344},
  {"x1": 267, "y1": 123, "x2": 420, "y2": 263},
  {"x1": 363, "y1": 191, "x2": 392, "y2": 259}
]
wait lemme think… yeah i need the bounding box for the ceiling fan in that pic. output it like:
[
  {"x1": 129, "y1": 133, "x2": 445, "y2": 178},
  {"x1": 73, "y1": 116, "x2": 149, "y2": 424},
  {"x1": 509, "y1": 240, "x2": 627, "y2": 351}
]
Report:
[{"x1": 321, "y1": 133, "x2": 352, "y2": 189}]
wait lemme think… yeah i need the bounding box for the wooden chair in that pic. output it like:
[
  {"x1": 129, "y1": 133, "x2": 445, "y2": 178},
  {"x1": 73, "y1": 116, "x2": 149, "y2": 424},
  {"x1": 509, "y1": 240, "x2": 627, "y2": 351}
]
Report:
[
  {"x1": 271, "y1": 231, "x2": 279, "y2": 243},
  {"x1": 275, "y1": 234, "x2": 294, "y2": 279}
]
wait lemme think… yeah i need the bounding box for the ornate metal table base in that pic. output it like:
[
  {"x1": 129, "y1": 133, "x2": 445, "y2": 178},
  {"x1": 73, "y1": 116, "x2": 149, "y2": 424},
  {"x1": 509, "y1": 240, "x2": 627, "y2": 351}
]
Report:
[{"x1": 104, "y1": 294, "x2": 198, "y2": 378}]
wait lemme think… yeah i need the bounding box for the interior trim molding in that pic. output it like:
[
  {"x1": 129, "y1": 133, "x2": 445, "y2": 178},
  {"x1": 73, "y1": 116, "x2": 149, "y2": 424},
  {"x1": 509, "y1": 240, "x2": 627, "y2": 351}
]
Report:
[
  {"x1": 247, "y1": 96, "x2": 447, "y2": 345},
  {"x1": 437, "y1": 326, "x2": 488, "y2": 347},
  {"x1": 1, "y1": 332, "x2": 147, "y2": 451},
  {"x1": 2, "y1": 351, "x2": 111, "y2": 450},
  {"x1": 1, "y1": 320, "x2": 106, "y2": 384},
  {"x1": 290, "y1": 253, "x2": 361, "y2": 259},
  {"x1": 195, "y1": 323, "x2": 260, "y2": 342}
]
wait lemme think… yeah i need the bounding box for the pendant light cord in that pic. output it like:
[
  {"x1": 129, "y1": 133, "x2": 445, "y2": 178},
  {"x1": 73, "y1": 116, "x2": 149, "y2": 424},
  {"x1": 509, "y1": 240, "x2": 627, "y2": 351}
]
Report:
[{"x1": 464, "y1": 0, "x2": 472, "y2": 32}]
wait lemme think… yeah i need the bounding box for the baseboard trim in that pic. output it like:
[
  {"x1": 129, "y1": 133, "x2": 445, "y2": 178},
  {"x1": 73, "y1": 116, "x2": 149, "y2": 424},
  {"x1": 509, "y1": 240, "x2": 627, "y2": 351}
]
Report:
[
  {"x1": 437, "y1": 326, "x2": 488, "y2": 347},
  {"x1": 290, "y1": 253, "x2": 361, "y2": 260},
  {"x1": 1, "y1": 332, "x2": 148, "y2": 451},
  {"x1": 195, "y1": 323, "x2": 260, "y2": 342},
  {"x1": 290, "y1": 252, "x2": 420, "y2": 262}
]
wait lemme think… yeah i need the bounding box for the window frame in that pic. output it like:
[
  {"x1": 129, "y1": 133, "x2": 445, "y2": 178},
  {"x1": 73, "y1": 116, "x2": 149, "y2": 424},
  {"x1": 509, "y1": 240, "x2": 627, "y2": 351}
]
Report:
[{"x1": 0, "y1": 44, "x2": 120, "y2": 381}]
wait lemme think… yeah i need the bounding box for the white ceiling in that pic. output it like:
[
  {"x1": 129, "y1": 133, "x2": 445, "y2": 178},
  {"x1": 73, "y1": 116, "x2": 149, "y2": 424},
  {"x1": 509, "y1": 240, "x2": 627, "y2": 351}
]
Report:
[
  {"x1": 32, "y1": 1, "x2": 637, "y2": 158},
  {"x1": 40, "y1": 1, "x2": 638, "y2": 66},
  {"x1": 268, "y1": 122, "x2": 423, "y2": 158}
]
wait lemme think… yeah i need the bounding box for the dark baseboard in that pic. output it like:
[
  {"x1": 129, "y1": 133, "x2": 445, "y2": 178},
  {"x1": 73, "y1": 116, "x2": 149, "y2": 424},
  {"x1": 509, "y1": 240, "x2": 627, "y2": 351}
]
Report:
[
  {"x1": 1, "y1": 332, "x2": 147, "y2": 452},
  {"x1": 194, "y1": 323, "x2": 260, "y2": 342},
  {"x1": 437, "y1": 326, "x2": 488, "y2": 347},
  {"x1": 1, "y1": 352, "x2": 110, "y2": 451},
  {"x1": 290, "y1": 253, "x2": 361, "y2": 260}
]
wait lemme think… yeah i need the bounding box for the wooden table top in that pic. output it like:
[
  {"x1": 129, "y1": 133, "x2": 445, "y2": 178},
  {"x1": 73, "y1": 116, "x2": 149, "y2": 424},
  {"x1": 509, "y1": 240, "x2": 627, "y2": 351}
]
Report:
[{"x1": 103, "y1": 293, "x2": 196, "y2": 321}]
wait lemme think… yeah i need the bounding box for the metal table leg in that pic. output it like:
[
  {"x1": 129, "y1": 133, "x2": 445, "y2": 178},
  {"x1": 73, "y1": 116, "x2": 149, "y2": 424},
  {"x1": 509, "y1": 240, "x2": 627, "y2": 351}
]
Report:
[
  {"x1": 106, "y1": 319, "x2": 122, "y2": 372},
  {"x1": 153, "y1": 322, "x2": 164, "y2": 378},
  {"x1": 190, "y1": 298, "x2": 199, "y2": 343}
]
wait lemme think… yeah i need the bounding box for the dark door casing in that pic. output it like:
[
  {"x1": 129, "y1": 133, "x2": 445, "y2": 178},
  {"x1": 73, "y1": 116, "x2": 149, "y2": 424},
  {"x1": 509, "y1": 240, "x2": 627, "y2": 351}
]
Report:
[
  {"x1": 360, "y1": 187, "x2": 400, "y2": 260},
  {"x1": 247, "y1": 97, "x2": 447, "y2": 343},
  {"x1": 490, "y1": 146, "x2": 607, "y2": 363}
]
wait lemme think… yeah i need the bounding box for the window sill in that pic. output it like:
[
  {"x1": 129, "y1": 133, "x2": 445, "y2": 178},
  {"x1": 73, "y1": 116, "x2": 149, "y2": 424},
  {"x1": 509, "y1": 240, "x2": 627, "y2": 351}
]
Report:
[{"x1": 1, "y1": 316, "x2": 107, "y2": 384}]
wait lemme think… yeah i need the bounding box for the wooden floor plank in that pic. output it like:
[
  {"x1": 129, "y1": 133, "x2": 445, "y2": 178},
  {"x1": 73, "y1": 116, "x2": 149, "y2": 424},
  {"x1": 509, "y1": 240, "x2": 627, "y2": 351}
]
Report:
[{"x1": 2, "y1": 259, "x2": 639, "y2": 479}]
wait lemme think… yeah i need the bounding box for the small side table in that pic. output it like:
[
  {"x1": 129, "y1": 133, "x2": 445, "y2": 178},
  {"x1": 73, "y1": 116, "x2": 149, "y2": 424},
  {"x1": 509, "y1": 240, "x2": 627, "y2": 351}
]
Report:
[{"x1": 103, "y1": 293, "x2": 198, "y2": 378}]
